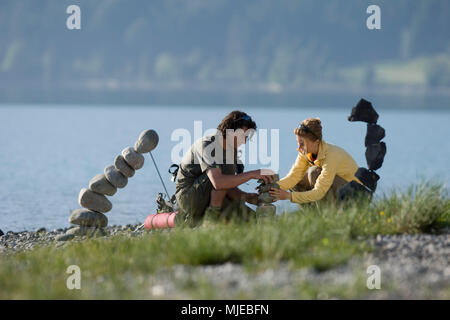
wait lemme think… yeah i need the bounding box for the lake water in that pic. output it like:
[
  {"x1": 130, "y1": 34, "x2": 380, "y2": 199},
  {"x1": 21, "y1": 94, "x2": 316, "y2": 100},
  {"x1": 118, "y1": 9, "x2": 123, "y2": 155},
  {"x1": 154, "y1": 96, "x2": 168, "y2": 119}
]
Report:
[{"x1": 0, "y1": 105, "x2": 449, "y2": 231}]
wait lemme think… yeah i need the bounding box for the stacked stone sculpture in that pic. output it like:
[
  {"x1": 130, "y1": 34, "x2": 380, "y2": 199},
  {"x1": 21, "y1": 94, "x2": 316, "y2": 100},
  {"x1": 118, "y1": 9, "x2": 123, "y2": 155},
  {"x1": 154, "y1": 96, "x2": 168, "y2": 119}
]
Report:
[
  {"x1": 256, "y1": 174, "x2": 280, "y2": 218},
  {"x1": 346, "y1": 98, "x2": 386, "y2": 194},
  {"x1": 65, "y1": 129, "x2": 159, "y2": 239}
]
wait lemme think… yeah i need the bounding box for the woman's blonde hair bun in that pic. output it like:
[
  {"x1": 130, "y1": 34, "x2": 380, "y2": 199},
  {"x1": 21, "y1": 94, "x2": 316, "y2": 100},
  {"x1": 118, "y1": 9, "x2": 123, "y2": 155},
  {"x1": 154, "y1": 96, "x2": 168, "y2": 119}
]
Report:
[{"x1": 294, "y1": 117, "x2": 323, "y2": 141}]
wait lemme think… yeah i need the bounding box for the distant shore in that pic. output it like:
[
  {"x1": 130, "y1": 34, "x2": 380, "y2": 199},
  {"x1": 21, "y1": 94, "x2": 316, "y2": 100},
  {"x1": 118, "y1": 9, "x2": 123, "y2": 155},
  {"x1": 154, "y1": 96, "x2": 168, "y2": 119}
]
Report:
[{"x1": 1, "y1": 85, "x2": 450, "y2": 110}]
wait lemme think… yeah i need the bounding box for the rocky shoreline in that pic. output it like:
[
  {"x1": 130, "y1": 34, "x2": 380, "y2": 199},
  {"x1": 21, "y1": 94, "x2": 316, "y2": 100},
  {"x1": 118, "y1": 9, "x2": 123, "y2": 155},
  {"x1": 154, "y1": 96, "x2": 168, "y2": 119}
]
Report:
[{"x1": 0, "y1": 223, "x2": 146, "y2": 253}]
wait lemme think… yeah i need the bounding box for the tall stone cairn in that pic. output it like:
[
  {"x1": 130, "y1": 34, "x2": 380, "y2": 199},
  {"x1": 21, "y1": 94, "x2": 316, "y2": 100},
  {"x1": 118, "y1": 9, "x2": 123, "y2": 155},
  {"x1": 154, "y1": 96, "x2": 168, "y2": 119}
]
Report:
[
  {"x1": 347, "y1": 98, "x2": 386, "y2": 194},
  {"x1": 65, "y1": 129, "x2": 159, "y2": 239}
]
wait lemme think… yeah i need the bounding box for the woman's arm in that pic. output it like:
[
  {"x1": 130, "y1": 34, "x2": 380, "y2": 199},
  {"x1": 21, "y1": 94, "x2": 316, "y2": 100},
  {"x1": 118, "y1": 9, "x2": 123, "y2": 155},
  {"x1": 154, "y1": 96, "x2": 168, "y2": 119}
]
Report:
[
  {"x1": 290, "y1": 157, "x2": 338, "y2": 204},
  {"x1": 277, "y1": 154, "x2": 309, "y2": 190}
]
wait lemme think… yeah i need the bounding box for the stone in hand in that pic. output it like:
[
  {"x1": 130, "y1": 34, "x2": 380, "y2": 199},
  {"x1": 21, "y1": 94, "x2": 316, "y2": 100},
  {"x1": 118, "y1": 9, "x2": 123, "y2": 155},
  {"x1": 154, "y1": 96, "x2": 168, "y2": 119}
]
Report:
[
  {"x1": 257, "y1": 182, "x2": 280, "y2": 194},
  {"x1": 257, "y1": 174, "x2": 280, "y2": 185},
  {"x1": 258, "y1": 192, "x2": 275, "y2": 204}
]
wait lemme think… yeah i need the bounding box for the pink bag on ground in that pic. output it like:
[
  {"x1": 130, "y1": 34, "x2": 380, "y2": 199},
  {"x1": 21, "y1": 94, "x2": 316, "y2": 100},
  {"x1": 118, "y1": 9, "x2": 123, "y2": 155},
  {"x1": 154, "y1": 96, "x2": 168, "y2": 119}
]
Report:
[{"x1": 144, "y1": 211, "x2": 178, "y2": 230}]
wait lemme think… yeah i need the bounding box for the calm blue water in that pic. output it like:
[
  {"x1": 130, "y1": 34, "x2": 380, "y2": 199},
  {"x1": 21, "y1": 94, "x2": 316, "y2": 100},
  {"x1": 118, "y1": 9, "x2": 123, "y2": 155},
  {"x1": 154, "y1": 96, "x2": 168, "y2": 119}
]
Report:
[{"x1": 0, "y1": 105, "x2": 449, "y2": 231}]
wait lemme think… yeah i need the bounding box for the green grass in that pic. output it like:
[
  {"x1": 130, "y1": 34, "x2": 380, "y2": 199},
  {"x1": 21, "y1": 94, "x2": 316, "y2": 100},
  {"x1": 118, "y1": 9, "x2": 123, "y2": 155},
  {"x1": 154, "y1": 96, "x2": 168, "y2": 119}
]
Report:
[{"x1": 0, "y1": 182, "x2": 448, "y2": 299}]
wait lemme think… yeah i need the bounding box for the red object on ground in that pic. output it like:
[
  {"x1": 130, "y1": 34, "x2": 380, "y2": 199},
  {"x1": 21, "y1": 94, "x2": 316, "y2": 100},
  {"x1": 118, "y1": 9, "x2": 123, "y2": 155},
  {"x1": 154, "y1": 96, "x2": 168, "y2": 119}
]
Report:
[{"x1": 144, "y1": 211, "x2": 178, "y2": 230}]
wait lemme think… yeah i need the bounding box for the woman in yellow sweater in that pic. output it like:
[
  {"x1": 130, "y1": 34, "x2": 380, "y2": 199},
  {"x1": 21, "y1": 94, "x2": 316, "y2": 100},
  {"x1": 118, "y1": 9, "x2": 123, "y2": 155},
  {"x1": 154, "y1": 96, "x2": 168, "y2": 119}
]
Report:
[{"x1": 269, "y1": 118, "x2": 365, "y2": 204}]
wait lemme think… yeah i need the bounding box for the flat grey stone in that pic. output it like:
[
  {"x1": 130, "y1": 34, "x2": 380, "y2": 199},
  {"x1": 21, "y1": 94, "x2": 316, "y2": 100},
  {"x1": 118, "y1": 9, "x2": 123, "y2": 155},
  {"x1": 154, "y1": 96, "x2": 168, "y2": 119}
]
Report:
[
  {"x1": 55, "y1": 234, "x2": 74, "y2": 241},
  {"x1": 65, "y1": 227, "x2": 81, "y2": 236},
  {"x1": 89, "y1": 173, "x2": 117, "y2": 196},
  {"x1": 78, "y1": 188, "x2": 112, "y2": 213},
  {"x1": 122, "y1": 147, "x2": 144, "y2": 170},
  {"x1": 104, "y1": 165, "x2": 128, "y2": 188},
  {"x1": 114, "y1": 155, "x2": 135, "y2": 178},
  {"x1": 134, "y1": 129, "x2": 159, "y2": 153},
  {"x1": 69, "y1": 208, "x2": 108, "y2": 227},
  {"x1": 66, "y1": 226, "x2": 106, "y2": 237}
]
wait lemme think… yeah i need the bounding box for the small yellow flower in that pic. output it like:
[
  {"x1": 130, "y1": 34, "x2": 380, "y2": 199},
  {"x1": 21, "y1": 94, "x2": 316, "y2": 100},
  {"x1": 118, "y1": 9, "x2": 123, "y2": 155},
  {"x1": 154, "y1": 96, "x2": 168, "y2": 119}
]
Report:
[
  {"x1": 387, "y1": 218, "x2": 392, "y2": 224},
  {"x1": 362, "y1": 220, "x2": 367, "y2": 225},
  {"x1": 322, "y1": 238, "x2": 329, "y2": 246},
  {"x1": 379, "y1": 211, "x2": 385, "y2": 216}
]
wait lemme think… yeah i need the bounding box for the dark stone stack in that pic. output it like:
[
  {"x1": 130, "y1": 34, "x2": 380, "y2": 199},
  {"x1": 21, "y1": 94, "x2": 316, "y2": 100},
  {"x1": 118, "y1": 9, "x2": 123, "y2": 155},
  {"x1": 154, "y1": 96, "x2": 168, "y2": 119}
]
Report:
[{"x1": 340, "y1": 99, "x2": 387, "y2": 200}]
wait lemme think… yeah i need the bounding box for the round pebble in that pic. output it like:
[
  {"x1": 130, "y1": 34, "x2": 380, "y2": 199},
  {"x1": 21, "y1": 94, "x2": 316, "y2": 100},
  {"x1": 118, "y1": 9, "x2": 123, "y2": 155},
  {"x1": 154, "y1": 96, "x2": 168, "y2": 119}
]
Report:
[
  {"x1": 104, "y1": 165, "x2": 128, "y2": 188},
  {"x1": 122, "y1": 147, "x2": 145, "y2": 170}
]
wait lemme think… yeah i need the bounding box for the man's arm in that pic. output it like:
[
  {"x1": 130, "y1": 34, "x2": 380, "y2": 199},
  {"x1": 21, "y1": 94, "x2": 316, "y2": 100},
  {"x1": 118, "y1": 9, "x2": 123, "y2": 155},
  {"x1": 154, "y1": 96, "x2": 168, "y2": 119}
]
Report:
[
  {"x1": 226, "y1": 187, "x2": 246, "y2": 200},
  {"x1": 206, "y1": 168, "x2": 273, "y2": 190},
  {"x1": 226, "y1": 187, "x2": 259, "y2": 205}
]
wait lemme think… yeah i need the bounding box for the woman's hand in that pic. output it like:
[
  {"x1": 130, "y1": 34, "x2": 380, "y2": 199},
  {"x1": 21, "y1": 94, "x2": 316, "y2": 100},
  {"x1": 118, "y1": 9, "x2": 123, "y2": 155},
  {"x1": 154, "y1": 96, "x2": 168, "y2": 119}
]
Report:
[{"x1": 269, "y1": 188, "x2": 291, "y2": 201}]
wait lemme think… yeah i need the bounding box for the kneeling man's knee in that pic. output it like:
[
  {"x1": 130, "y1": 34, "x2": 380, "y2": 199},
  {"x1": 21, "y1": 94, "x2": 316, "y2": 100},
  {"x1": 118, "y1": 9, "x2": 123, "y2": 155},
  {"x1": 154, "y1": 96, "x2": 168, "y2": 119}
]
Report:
[
  {"x1": 308, "y1": 166, "x2": 322, "y2": 186},
  {"x1": 210, "y1": 189, "x2": 228, "y2": 207}
]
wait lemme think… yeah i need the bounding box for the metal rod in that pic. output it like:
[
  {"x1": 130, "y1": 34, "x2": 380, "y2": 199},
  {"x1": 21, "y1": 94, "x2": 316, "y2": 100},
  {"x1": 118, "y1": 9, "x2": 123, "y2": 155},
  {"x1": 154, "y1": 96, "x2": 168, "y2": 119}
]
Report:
[{"x1": 148, "y1": 151, "x2": 171, "y2": 200}]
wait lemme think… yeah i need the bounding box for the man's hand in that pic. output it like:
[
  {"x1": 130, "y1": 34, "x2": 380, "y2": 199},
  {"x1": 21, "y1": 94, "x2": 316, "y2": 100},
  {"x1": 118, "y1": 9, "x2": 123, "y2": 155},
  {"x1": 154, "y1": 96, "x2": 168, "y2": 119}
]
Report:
[
  {"x1": 207, "y1": 168, "x2": 275, "y2": 190},
  {"x1": 269, "y1": 188, "x2": 292, "y2": 201},
  {"x1": 245, "y1": 192, "x2": 259, "y2": 205},
  {"x1": 250, "y1": 169, "x2": 275, "y2": 184}
]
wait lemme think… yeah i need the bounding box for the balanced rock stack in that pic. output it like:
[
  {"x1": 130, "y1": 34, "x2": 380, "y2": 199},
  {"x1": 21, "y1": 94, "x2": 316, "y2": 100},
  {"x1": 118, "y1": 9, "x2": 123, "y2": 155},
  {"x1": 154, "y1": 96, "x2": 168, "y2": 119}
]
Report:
[
  {"x1": 64, "y1": 129, "x2": 159, "y2": 239},
  {"x1": 340, "y1": 98, "x2": 386, "y2": 199},
  {"x1": 256, "y1": 174, "x2": 280, "y2": 218}
]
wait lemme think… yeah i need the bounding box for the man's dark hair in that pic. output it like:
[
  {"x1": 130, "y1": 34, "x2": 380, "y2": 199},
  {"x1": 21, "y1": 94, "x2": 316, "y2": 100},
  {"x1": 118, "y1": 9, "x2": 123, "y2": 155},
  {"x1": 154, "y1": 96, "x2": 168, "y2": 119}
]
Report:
[{"x1": 216, "y1": 110, "x2": 257, "y2": 137}]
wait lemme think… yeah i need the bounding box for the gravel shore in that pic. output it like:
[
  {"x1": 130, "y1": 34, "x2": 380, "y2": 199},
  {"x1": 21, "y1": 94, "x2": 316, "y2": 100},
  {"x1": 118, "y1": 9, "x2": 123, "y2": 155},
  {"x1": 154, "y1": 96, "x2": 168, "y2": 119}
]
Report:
[
  {"x1": 0, "y1": 224, "x2": 146, "y2": 253},
  {"x1": 1, "y1": 225, "x2": 448, "y2": 299},
  {"x1": 145, "y1": 230, "x2": 449, "y2": 299}
]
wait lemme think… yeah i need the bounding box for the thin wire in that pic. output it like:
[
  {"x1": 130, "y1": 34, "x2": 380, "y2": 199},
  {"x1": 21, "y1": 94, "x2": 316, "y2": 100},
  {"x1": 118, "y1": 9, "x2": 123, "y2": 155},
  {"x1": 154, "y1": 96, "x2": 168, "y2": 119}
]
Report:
[{"x1": 148, "y1": 151, "x2": 171, "y2": 200}]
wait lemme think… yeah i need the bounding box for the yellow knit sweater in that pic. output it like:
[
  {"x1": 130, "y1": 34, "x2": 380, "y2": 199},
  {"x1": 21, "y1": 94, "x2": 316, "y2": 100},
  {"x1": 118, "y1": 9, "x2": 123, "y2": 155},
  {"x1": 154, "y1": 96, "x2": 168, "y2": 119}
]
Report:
[{"x1": 277, "y1": 141, "x2": 363, "y2": 204}]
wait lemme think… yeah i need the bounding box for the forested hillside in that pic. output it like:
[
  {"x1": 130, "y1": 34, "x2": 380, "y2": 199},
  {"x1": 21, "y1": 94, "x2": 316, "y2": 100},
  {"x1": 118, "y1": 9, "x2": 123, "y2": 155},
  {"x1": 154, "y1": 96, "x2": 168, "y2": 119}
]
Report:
[{"x1": 1, "y1": 0, "x2": 449, "y2": 107}]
